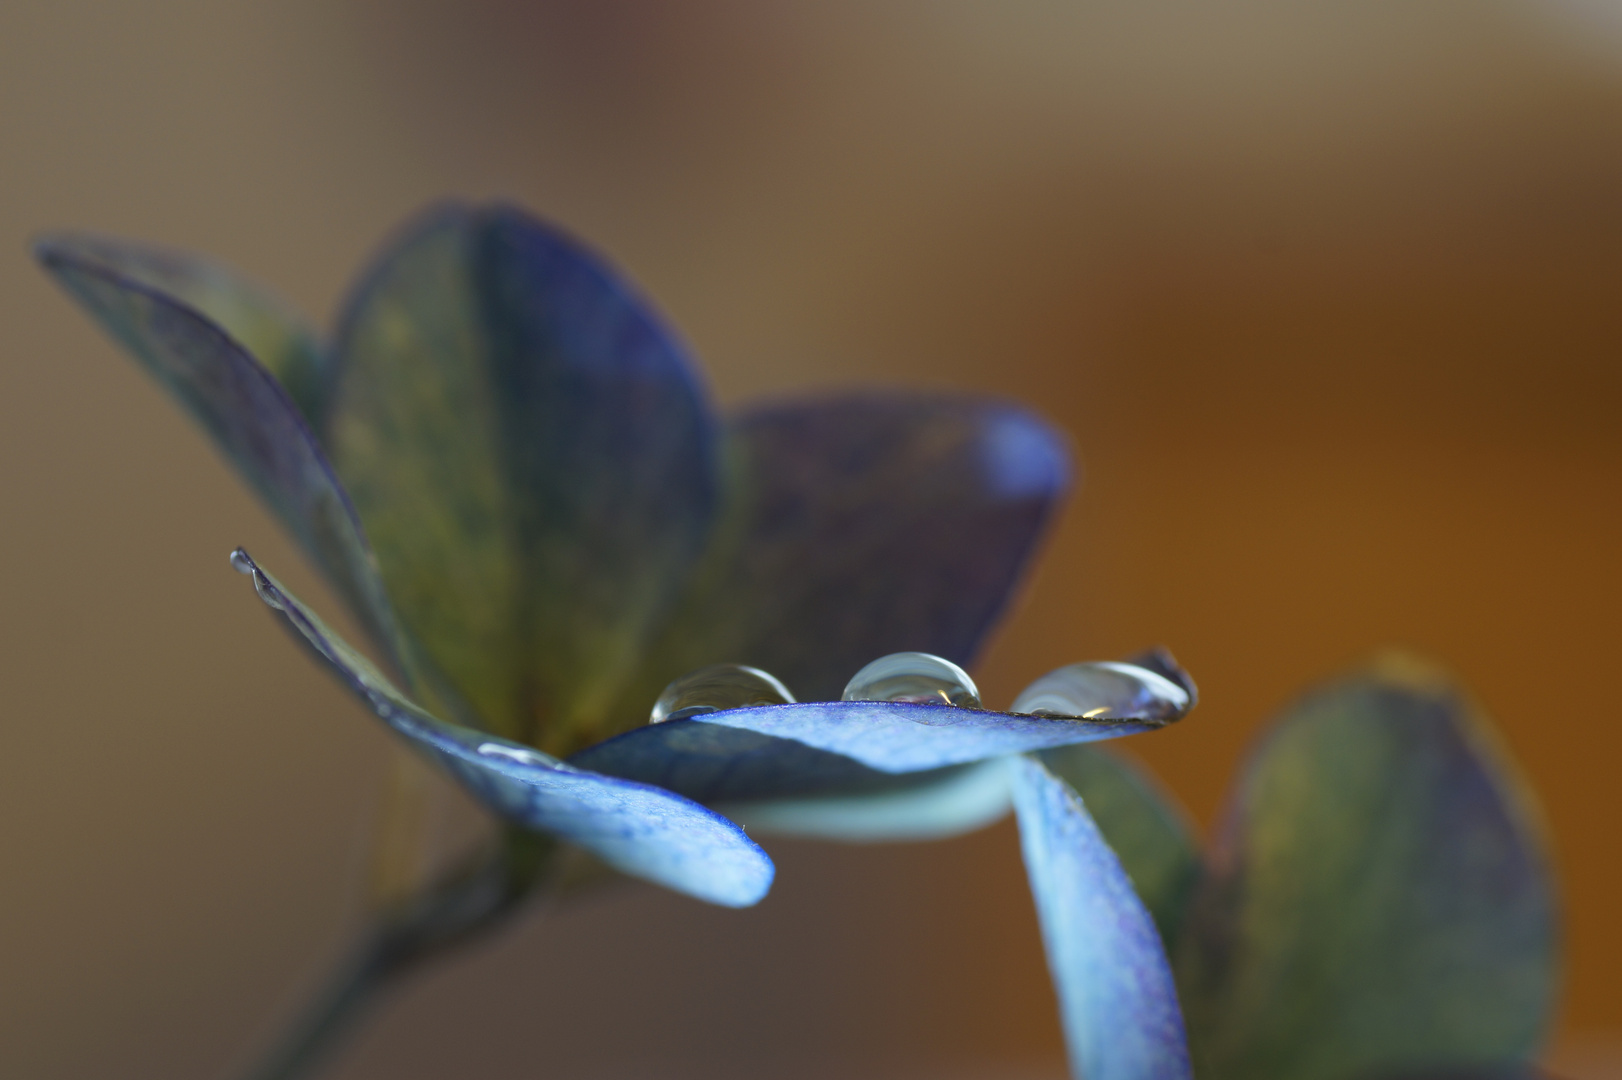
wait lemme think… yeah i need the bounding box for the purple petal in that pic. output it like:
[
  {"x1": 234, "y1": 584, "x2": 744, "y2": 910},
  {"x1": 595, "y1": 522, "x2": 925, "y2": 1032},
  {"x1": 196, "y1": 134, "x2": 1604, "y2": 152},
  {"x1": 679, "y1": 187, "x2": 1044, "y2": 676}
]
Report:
[{"x1": 616, "y1": 395, "x2": 1071, "y2": 716}]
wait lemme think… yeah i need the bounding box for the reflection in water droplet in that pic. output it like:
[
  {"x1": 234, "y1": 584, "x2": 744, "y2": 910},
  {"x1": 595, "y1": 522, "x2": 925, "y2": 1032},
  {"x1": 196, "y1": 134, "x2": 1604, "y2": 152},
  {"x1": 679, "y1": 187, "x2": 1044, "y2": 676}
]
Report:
[
  {"x1": 842, "y1": 652, "x2": 981, "y2": 708},
  {"x1": 229, "y1": 548, "x2": 254, "y2": 575},
  {"x1": 650, "y1": 663, "x2": 796, "y2": 724},
  {"x1": 1010, "y1": 661, "x2": 1190, "y2": 722}
]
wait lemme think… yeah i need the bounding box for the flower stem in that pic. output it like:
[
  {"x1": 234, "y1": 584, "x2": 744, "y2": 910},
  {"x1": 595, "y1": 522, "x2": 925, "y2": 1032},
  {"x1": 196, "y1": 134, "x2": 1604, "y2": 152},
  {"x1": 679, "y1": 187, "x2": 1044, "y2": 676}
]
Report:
[{"x1": 238, "y1": 828, "x2": 555, "y2": 1080}]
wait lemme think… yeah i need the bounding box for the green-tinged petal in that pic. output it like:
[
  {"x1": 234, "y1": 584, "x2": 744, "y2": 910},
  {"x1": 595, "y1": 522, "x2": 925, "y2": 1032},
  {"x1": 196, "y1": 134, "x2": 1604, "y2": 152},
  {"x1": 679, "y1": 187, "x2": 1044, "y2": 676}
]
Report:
[
  {"x1": 1037, "y1": 745, "x2": 1199, "y2": 950},
  {"x1": 1012, "y1": 754, "x2": 1193, "y2": 1080},
  {"x1": 1175, "y1": 656, "x2": 1558, "y2": 1080},
  {"x1": 616, "y1": 395, "x2": 1070, "y2": 717},
  {"x1": 327, "y1": 204, "x2": 716, "y2": 750},
  {"x1": 35, "y1": 233, "x2": 328, "y2": 424},
  {"x1": 35, "y1": 243, "x2": 404, "y2": 664},
  {"x1": 718, "y1": 758, "x2": 1014, "y2": 842},
  {"x1": 230, "y1": 550, "x2": 773, "y2": 908}
]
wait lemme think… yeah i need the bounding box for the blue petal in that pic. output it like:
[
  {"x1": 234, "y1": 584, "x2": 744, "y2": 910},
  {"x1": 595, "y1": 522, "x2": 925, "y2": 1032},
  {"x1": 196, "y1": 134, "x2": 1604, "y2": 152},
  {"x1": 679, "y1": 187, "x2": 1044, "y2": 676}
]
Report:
[
  {"x1": 574, "y1": 691, "x2": 1181, "y2": 796},
  {"x1": 612, "y1": 394, "x2": 1071, "y2": 718},
  {"x1": 232, "y1": 550, "x2": 773, "y2": 908},
  {"x1": 35, "y1": 241, "x2": 405, "y2": 667},
  {"x1": 325, "y1": 204, "x2": 718, "y2": 752},
  {"x1": 1010, "y1": 754, "x2": 1192, "y2": 1080}
]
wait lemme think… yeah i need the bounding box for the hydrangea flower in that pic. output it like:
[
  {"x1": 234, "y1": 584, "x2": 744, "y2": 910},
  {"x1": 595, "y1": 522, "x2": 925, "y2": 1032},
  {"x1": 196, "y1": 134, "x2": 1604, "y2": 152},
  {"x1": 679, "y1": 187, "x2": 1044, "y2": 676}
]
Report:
[{"x1": 37, "y1": 204, "x2": 1200, "y2": 1078}]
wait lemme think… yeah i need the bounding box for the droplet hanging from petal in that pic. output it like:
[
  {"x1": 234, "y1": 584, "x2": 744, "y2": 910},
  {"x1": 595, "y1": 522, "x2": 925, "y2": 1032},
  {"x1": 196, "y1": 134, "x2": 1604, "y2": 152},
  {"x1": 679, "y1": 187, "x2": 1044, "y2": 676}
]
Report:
[
  {"x1": 650, "y1": 663, "x2": 796, "y2": 723},
  {"x1": 842, "y1": 651, "x2": 981, "y2": 708},
  {"x1": 1011, "y1": 661, "x2": 1190, "y2": 721}
]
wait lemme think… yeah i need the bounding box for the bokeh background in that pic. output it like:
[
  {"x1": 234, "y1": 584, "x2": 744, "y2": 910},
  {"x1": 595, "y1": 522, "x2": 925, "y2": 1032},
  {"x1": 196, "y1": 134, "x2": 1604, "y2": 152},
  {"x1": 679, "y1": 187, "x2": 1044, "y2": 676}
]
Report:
[{"x1": 2, "y1": 2, "x2": 1619, "y2": 1078}]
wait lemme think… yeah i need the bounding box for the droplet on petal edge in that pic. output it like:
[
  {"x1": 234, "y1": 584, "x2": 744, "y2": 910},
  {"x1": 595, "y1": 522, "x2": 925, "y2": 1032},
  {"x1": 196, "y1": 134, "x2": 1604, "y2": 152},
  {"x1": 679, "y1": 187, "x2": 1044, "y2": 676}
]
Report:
[
  {"x1": 842, "y1": 651, "x2": 982, "y2": 709},
  {"x1": 651, "y1": 663, "x2": 796, "y2": 724},
  {"x1": 1010, "y1": 661, "x2": 1189, "y2": 722},
  {"x1": 228, "y1": 547, "x2": 284, "y2": 610}
]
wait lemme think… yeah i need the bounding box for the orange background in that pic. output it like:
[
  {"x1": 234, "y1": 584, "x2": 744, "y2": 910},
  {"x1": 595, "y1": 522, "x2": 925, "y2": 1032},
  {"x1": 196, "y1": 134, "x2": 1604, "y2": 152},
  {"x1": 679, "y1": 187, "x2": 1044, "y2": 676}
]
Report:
[{"x1": 0, "y1": 3, "x2": 1617, "y2": 1077}]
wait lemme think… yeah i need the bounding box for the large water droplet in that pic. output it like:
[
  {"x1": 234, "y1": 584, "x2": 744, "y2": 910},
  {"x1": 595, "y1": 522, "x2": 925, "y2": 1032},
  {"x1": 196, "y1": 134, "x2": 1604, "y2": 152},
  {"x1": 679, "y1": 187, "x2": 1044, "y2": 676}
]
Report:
[
  {"x1": 229, "y1": 548, "x2": 254, "y2": 575},
  {"x1": 842, "y1": 652, "x2": 981, "y2": 708},
  {"x1": 650, "y1": 663, "x2": 796, "y2": 724},
  {"x1": 1010, "y1": 661, "x2": 1190, "y2": 721}
]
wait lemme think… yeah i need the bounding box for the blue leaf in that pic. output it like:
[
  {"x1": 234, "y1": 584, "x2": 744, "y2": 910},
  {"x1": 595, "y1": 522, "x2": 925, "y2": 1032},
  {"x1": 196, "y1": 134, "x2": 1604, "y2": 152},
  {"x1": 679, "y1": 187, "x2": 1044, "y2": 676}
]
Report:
[
  {"x1": 35, "y1": 242, "x2": 406, "y2": 669},
  {"x1": 326, "y1": 203, "x2": 718, "y2": 752},
  {"x1": 231, "y1": 549, "x2": 774, "y2": 909},
  {"x1": 614, "y1": 394, "x2": 1071, "y2": 717},
  {"x1": 1011, "y1": 754, "x2": 1192, "y2": 1080}
]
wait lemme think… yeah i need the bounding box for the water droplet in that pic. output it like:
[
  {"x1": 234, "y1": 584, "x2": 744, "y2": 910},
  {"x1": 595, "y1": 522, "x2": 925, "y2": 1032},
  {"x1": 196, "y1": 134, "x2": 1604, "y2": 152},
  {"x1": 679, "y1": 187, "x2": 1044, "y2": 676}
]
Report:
[
  {"x1": 1010, "y1": 661, "x2": 1190, "y2": 722},
  {"x1": 842, "y1": 652, "x2": 981, "y2": 708},
  {"x1": 251, "y1": 572, "x2": 285, "y2": 611},
  {"x1": 650, "y1": 663, "x2": 796, "y2": 723},
  {"x1": 229, "y1": 548, "x2": 254, "y2": 575}
]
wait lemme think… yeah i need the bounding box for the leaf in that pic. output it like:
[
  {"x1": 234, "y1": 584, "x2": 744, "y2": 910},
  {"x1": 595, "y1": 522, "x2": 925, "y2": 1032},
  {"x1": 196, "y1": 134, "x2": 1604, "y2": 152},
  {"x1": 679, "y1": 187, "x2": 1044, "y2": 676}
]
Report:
[
  {"x1": 1037, "y1": 745, "x2": 1199, "y2": 949},
  {"x1": 615, "y1": 394, "x2": 1070, "y2": 716},
  {"x1": 35, "y1": 242, "x2": 404, "y2": 664},
  {"x1": 1175, "y1": 656, "x2": 1558, "y2": 1080},
  {"x1": 35, "y1": 233, "x2": 329, "y2": 423},
  {"x1": 326, "y1": 204, "x2": 717, "y2": 751},
  {"x1": 231, "y1": 549, "x2": 774, "y2": 909},
  {"x1": 1011, "y1": 754, "x2": 1193, "y2": 1080}
]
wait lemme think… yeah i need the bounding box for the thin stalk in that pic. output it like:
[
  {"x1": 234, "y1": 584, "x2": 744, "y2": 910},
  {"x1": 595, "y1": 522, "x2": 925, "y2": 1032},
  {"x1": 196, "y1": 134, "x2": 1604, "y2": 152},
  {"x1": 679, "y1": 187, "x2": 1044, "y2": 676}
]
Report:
[{"x1": 236, "y1": 829, "x2": 554, "y2": 1080}]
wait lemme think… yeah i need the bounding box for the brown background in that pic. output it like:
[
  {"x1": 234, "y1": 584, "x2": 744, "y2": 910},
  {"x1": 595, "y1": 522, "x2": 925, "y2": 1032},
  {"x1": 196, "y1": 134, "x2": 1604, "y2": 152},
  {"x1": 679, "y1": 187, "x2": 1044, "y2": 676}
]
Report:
[{"x1": 1, "y1": 2, "x2": 1618, "y2": 1078}]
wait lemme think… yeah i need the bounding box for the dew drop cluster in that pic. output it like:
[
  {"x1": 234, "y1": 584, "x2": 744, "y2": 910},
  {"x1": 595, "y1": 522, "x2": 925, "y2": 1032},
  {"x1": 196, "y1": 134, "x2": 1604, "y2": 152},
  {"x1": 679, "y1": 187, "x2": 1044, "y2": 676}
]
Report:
[{"x1": 649, "y1": 648, "x2": 1187, "y2": 725}]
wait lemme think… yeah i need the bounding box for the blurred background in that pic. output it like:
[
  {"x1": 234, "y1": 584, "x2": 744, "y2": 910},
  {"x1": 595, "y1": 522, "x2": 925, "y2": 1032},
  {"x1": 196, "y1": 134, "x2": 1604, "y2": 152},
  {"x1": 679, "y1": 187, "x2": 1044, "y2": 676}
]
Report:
[{"x1": 1, "y1": 2, "x2": 1619, "y2": 1077}]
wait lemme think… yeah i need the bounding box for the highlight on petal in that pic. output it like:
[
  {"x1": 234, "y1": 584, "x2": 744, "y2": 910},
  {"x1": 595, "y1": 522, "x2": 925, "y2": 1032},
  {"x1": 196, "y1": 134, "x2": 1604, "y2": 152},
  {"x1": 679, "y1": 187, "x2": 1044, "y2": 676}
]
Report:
[
  {"x1": 34, "y1": 233, "x2": 328, "y2": 423},
  {"x1": 717, "y1": 758, "x2": 1013, "y2": 842},
  {"x1": 616, "y1": 394, "x2": 1071, "y2": 719},
  {"x1": 326, "y1": 203, "x2": 717, "y2": 752},
  {"x1": 1036, "y1": 745, "x2": 1199, "y2": 949},
  {"x1": 35, "y1": 241, "x2": 403, "y2": 663},
  {"x1": 1011, "y1": 754, "x2": 1192, "y2": 1080},
  {"x1": 1175, "y1": 655, "x2": 1558, "y2": 1080},
  {"x1": 230, "y1": 549, "x2": 773, "y2": 908}
]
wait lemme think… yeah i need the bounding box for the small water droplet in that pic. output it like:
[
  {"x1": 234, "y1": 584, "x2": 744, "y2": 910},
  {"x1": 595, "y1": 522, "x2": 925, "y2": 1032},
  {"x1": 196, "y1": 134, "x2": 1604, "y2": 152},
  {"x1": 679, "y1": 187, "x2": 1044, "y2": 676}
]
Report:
[
  {"x1": 1010, "y1": 661, "x2": 1190, "y2": 722},
  {"x1": 650, "y1": 663, "x2": 796, "y2": 723},
  {"x1": 842, "y1": 652, "x2": 981, "y2": 708},
  {"x1": 229, "y1": 548, "x2": 254, "y2": 575}
]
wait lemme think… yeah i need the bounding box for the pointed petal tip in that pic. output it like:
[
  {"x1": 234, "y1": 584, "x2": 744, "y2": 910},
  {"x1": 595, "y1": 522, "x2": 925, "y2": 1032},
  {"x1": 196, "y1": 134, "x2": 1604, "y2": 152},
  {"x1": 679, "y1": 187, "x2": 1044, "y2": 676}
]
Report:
[{"x1": 232, "y1": 552, "x2": 774, "y2": 908}]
